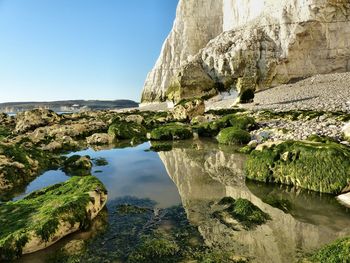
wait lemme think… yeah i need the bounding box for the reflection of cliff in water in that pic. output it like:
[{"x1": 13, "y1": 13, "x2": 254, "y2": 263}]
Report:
[{"x1": 158, "y1": 140, "x2": 350, "y2": 263}]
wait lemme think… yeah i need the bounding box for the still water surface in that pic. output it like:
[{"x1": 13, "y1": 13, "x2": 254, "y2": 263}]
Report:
[{"x1": 14, "y1": 140, "x2": 350, "y2": 263}]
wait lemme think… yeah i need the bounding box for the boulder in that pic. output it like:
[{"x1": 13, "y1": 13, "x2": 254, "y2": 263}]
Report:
[
  {"x1": 86, "y1": 133, "x2": 113, "y2": 145},
  {"x1": 15, "y1": 109, "x2": 60, "y2": 133},
  {"x1": 172, "y1": 99, "x2": 205, "y2": 121},
  {"x1": 0, "y1": 176, "x2": 107, "y2": 260}
]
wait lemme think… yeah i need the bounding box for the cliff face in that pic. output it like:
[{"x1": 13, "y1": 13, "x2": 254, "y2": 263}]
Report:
[
  {"x1": 141, "y1": 0, "x2": 350, "y2": 103},
  {"x1": 141, "y1": 0, "x2": 223, "y2": 102}
]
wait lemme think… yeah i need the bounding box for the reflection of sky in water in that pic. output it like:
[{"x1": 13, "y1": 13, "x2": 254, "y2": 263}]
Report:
[
  {"x1": 12, "y1": 170, "x2": 69, "y2": 201},
  {"x1": 15, "y1": 142, "x2": 181, "y2": 208}
]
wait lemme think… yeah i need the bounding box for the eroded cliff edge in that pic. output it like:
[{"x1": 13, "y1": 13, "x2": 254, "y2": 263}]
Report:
[{"x1": 141, "y1": 0, "x2": 350, "y2": 103}]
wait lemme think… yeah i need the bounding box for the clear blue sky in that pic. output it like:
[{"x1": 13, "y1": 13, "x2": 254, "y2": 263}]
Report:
[{"x1": 0, "y1": 0, "x2": 178, "y2": 103}]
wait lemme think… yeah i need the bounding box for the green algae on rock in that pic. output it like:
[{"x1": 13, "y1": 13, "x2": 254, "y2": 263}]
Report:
[
  {"x1": 217, "y1": 127, "x2": 251, "y2": 145},
  {"x1": 150, "y1": 123, "x2": 193, "y2": 141},
  {"x1": 245, "y1": 141, "x2": 350, "y2": 194},
  {"x1": 308, "y1": 237, "x2": 350, "y2": 263},
  {"x1": 0, "y1": 142, "x2": 62, "y2": 198},
  {"x1": 194, "y1": 114, "x2": 256, "y2": 137},
  {"x1": 108, "y1": 121, "x2": 147, "y2": 140},
  {"x1": 0, "y1": 176, "x2": 107, "y2": 260},
  {"x1": 149, "y1": 142, "x2": 173, "y2": 152}
]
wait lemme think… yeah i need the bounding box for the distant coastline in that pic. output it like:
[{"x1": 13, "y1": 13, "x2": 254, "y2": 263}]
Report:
[{"x1": 0, "y1": 99, "x2": 139, "y2": 114}]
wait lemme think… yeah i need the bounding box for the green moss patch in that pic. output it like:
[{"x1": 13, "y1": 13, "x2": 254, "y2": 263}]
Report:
[
  {"x1": 194, "y1": 114, "x2": 256, "y2": 138},
  {"x1": 214, "y1": 197, "x2": 270, "y2": 230},
  {"x1": 149, "y1": 142, "x2": 173, "y2": 152},
  {"x1": 308, "y1": 237, "x2": 350, "y2": 263},
  {"x1": 217, "y1": 127, "x2": 251, "y2": 145},
  {"x1": 0, "y1": 143, "x2": 62, "y2": 200},
  {"x1": 245, "y1": 141, "x2": 350, "y2": 194},
  {"x1": 150, "y1": 124, "x2": 193, "y2": 141},
  {"x1": 108, "y1": 121, "x2": 147, "y2": 140},
  {"x1": 0, "y1": 176, "x2": 107, "y2": 260},
  {"x1": 0, "y1": 126, "x2": 11, "y2": 141}
]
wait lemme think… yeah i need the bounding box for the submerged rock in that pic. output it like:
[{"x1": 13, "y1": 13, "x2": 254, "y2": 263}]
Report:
[
  {"x1": 63, "y1": 155, "x2": 92, "y2": 176},
  {"x1": 0, "y1": 176, "x2": 107, "y2": 260}
]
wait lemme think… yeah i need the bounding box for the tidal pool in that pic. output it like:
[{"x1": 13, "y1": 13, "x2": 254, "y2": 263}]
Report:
[{"x1": 13, "y1": 140, "x2": 350, "y2": 263}]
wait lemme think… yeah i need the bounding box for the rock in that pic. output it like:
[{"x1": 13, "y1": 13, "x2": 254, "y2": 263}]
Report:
[
  {"x1": 246, "y1": 141, "x2": 350, "y2": 194},
  {"x1": 342, "y1": 122, "x2": 350, "y2": 140},
  {"x1": 125, "y1": 114, "x2": 144, "y2": 125},
  {"x1": 63, "y1": 155, "x2": 92, "y2": 176},
  {"x1": 190, "y1": 114, "x2": 217, "y2": 125},
  {"x1": 172, "y1": 99, "x2": 205, "y2": 121},
  {"x1": 15, "y1": 109, "x2": 60, "y2": 133},
  {"x1": 0, "y1": 176, "x2": 107, "y2": 260},
  {"x1": 142, "y1": 0, "x2": 350, "y2": 102},
  {"x1": 337, "y1": 192, "x2": 350, "y2": 208},
  {"x1": 247, "y1": 140, "x2": 258, "y2": 148},
  {"x1": 108, "y1": 122, "x2": 147, "y2": 140},
  {"x1": 0, "y1": 143, "x2": 61, "y2": 195},
  {"x1": 86, "y1": 133, "x2": 113, "y2": 145},
  {"x1": 42, "y1": 136, "x2": 79, "y2": 152}
]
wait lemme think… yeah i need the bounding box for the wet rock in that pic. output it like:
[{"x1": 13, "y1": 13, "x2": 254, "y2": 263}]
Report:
[
  {"x1": 0, "y1": 176, "x2": 107, "y2": 260},
  {"x1": 63, "y1": 155, "x2": 92, "y2": 176},
  {"x1": 15, "y1": 109, "x2": 60, "y2": 133},
  {"x1": 86, "y1": 133, "x2": 113, "y2": 145},
  {"x1": 125, "y1": 114, "x2": 144, "y2": 125},
  {"x1": 172, "y1": 99, "x2": 205, "y2": 121}
]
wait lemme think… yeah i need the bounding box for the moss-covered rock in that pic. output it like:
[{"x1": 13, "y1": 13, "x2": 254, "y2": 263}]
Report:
[
  {"x1": 150, "y1": 124, "x2": 193, "y2": 141},
  {"x1": 149, "y1": 142, "x2": 173, "y2": 152},
  {"x1": 63, "y1": 155, "x2": 92, "y2": 176},
  {"x1": 245, "y1": 141, "x2": 350, "y2": 194},
  {"x1": 172, "y1": 99, "x2": 205, "y2": 121},
  {"x1": 108, "y1": 121, "x2": 147, "y2": 140},
  {"x1": 213, "y1": 197, "x2": 270, "y2": 230},
  {"x1": 0, "y1": 176, "x2": 107, "y2": 260},
  {"x1": 194, "y1": 114, "x2": 256, "y2": 138},
  {"x1": 308, "y1": 237, "x2": 350, "y2": 263},
  {"x1": 0, "y1": 143, "x2": 62, "y2": 198},
  {"x1": 217, "y1": 127, "x2": 251, "y2": 145}
]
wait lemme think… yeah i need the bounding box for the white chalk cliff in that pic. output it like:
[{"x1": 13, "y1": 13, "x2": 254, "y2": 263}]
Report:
[{"x1": 141, "y1": 0, "x2": 350, "y2": 102}]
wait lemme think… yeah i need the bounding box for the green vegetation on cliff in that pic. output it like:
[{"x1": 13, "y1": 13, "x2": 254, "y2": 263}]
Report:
[
  {"x1": 0, "y1": 176, "x2": 106, "y2": 260},
  {"x1": 245, "y1": 141, "x2": 350, "y2": 194}
]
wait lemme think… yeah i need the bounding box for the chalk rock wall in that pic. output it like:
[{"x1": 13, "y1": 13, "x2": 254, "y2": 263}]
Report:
[
  {"x1": 141, "y1": 0, "x2": 223, "y2": 102},
  {"x1": 141, "y1": 0, "x2": 350, "y2": 102}
]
